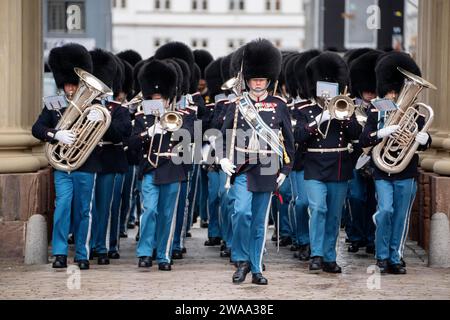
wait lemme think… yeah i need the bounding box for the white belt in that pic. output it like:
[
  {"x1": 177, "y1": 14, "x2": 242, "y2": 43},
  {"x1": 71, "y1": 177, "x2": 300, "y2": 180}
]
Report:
[
  {"x1": 235, "y1": 147, "x2": 276, "y2": 155},
  {"x1": 98, "y1": 141, "x2": 124, "y2": 147},
  {"x1": 308, "y1": 147, "x2": 349, "y2": 153},
  {"x1": 153, "y1": 152, "x2": 177, "y2": 157}
]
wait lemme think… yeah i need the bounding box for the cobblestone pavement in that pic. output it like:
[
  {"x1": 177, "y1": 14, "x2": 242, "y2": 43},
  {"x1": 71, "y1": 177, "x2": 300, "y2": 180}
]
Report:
[{"x1": 1, "y1": 225, "x2": 449, "y2": 300}]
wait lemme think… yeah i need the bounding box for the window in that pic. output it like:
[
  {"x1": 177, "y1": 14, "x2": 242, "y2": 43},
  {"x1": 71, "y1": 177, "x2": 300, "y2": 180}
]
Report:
[
  {"x1": 202, "y1": 39, "x2": 208, "y2": 48},
  {"x1": 192, "y1": 0, "x2": 197, "y2": 10},
  {"x1": 121, "y1": 0, "x2": 126, "y2": 8},
  {"x1": 191, "y1": 39, "x2": 208, "y2": 48},
  {"x1": 154, "y1": 38, "x2": 161, "y2": 48},
  {"x1": 230, "y1": 0, "x2": 245, "y2": 11},
  {"x1": 191, "y1": 39, "x2": 198, "y2": 48},
  {"x1": 203, "y1": 0, "x2": 208, "y2": 10},
  {"x1": 112, "y1": 0, "x2": 117, "y2": 8},
  {"x1": 48, "y1": 1, "x2": 85, "y2": 33},
  {"x1": 274, "y1": 39, "x2": 282, "y2": 48},
  {"x1": 266, "y1": 0, "x2": 281, "y2": 12},
  {"x1": 193, "y1": 0, "x2": 208, "y2": 11},
  {"x1": 165, "y1": 0, "x2": 170, "y2": 9},
  {"x1": 155, "y1": 0, "x2": 160, "y2": 10}
]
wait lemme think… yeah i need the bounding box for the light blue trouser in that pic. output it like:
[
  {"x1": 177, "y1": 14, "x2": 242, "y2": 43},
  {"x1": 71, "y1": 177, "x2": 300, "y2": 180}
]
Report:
[
  {"x1": 290, "y1": 171, "x2": 310, "y2": 246},
  {"x1": 91, "y1": 173, "x2": 115, "y2": 254},
  {"x1": 172, "y1": 180, "x2": 188, "y2": 252},
  {"x1": 207, "y1": 171, "x2": 221, "y2": 238},
  {"x1": 219, "y1": 171, "x2": 234, "y2": 249},
  {"x1": 109, "y1": 173, "x2": 125, "y2": 253},
  {"x1": 305, "y1": 179, "x2": 348, "y2": 262},
  {"x1": 231, "y1": 174, "x2": 272, "y2": 274},
  {"x1": 345, "y1": 169, "x2": 376, "y2": 244},
  {"x1": 52, "y1": 170, "x2": 96, "y2": 261},
  {"x1": 374, "y1": 178, "x2": 417, "y2": 265},
  {"x1": 199, "y1": 167, "x2": 209, "y2": 221},
  {"x1": 136, "y1": 172, "x2": 181, "y2": 263},
  {"x1": 119, "y1": 165, "x2": 139, "y2": 233},
  {"x1": 278, "y1": 176, "x2": 294, "y2": 240}
]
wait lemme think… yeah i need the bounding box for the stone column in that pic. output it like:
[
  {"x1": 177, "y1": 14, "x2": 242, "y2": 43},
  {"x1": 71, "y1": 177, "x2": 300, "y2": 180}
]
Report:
[
  {"x1": 0, "y1": 0, "x2": 46, "y2": 173},
  {"x1": 417, "y1": 0, "x2": 450, "y2": 175},
  {"x1": 0, "y1": 0, "x2": 53, "y2": 261}
]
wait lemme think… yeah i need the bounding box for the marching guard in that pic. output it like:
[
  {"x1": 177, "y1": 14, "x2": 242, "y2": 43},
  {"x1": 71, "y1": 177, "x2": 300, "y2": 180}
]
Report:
[{"x1": 220, "y1": 39, "x2": 295, "y2": 285}]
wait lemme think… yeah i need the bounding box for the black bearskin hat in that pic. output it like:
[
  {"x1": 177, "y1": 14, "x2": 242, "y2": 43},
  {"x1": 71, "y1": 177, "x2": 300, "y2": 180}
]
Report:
[
  {"x1": 230, "y1": 46, "x2": 246, "y2": 79},
  {"x1": 89, "y1": 49, "x2": 117, "y2": 89},
  {"x1": 190, "y1": 63, "x2": 201, "y2": 94},
  {"x1": 375, "y1": 52, "x2": 421, "y2": 98},
  {"x1": 48, "y1": 43, "x2": 93, "y2": 89},
  {"x1": 294, "y1": 49, "x2": 321, "y2": 99},
  {"x1": 154, "y1": 41, "x2": 195, "y2": 70},
  {"x1": 194, "y1": 49, "x2": 214, "y2": 79},
  {"x1": 112, "y1": 55, "x2": 125, "y2": 97},
  {"x1": 242, "y1": 39, "x2": 282, "y2": 82},
  {"x1": 205, "y1": 58, "x2": 224, "y2": 97},
  {"x1": 349, "y1": 50, "x2": 383, "y2": 99},
  {"x1": 173, "y1": 58, "x2": 191, "y2": 95},
  {"x1": 165, "y1": 59, "x2": 183, "y2": 98},
  {"x1": 221, "y1": 54, "x2": 233, "y2": 83},
  {"x1": 117, "y1": 49, "x2": 143, "y2": 67},
  {"x1": 133, "y1": 58, "x2": 149, "y2": 92},
  {"x1": 284, "y1": 53, "x2": 301, "y2": 97},
  {"x1": 278, "y1": 51, "x2": 296, "y2": 89},
  {"x1": 306, "y1": 52, "x2": 348, "y2": 99},
  {"x1": 138, "y1": 59, "x2": 178, "y2": 100},
  {"x1": 344, "y1": 48, "x2": 373, "y2": 65},
  {"x1": 120, "y1": 59, "x2": 134, "y2": 96}
]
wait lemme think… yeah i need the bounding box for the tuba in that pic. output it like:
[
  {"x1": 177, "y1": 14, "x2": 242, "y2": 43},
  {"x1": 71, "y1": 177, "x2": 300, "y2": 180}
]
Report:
[
  {"x1": 372, "y1": 67, "x2": 436, "y2": 174},
  {"x1": 45, "y1": 68, "x2": 113, "y2": 172}
]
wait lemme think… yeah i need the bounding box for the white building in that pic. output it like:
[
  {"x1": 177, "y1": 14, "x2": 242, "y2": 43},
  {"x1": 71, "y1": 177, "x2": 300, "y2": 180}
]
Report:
[{"x1": 112, "y1": 0, "x2": 306, "y2": 59}]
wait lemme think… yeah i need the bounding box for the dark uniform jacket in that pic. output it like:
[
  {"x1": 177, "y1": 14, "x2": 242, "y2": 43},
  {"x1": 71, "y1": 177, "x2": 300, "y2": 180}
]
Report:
[
  {"x1": 221, "y1": 94, "x2": 295, "y2": 193},
  {"x1": 294, "y1": 103, "x2": 362, "y2": 182},
  {"x1": 359, "y1": 104, "x2": 432, "y2": 181},
  {"x1": 290, "y1": 100, "x2": 314, "y2": 172},
  {"x1": 96, "y1": 101, "x2": 132, "y2": 174},
  {"x1": 129, "y1": 108, "x2": 196, "y2": 185}
]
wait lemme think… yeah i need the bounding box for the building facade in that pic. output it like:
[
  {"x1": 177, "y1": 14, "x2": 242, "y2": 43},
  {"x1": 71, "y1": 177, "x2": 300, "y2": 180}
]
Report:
[
  {"x1": 43, "y1": 0, "x2": 113, "y2": 59},
  {"x1": 112, "y1": 0, "x2": 305, "y2": 58}
]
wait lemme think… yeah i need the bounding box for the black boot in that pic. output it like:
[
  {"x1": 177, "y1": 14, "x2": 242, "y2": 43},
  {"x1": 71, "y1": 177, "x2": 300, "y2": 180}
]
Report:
[
  {"x1": 220, "y1": 247, "x2": 231, "y2": 258},
  {"x1": 97, "y1": 254, "x2": 110, "y2": 265},
  {"x1": 348, "y1": 241, "x2": 360, "y2": 253},
  {"x1": 119, "y1": 231, "x2": 128, "y2": 238},
  {"x1": 172, "y1": 250, "x2": 183, "y2": 260},
  {"x1": 388, "y1": 263, "x2": 407, "y2": 275},
  {"x1": 322, "y1": 261, "x2": 342, "y2": 273},
  {"x1": 376, "y1": 259, "x2": 389, "y2": 274},
  {"x1": 252, "y1": 273, "x2": 268, "y2": 285},
  {"x1": 278, "y1": 236, "x2": 292, "y2": 247},
  {"x1": 365, "y1": 244, "x2": 375, "y2": 254},
  {"x1": 200, "y1": 220, "x2": 209, "y2": 228},
  {"x1": 67, "y1": 234, "x2": 75, "y2": 245},
  {"x1": 159, "y1": 262, "x2": 172, "y2": 271},
  {"x1": 232, "y1": 261, "x2": 250, "y2": 284},
  {"x1": 204, "y1": 237, "x2": 221, "y2": 246},
  {"x1": 181, "y1": 247, "x2": 187, "y2": 254},
  {"x1": 52, "y1": 255, "x2": 67, "y2": 269},
  {"x1": 108, "y1": 251, "x2": 120, "y2": 259},
  {"x1": 138, "y1": 256, "x2": 152, "y2": 268},
  {"x1": 309, "y1": 256, "x2": 323, "y2": 273},
  {"x1": 77, "y1": 260, "x2": 90, "y2": 270},
  {"x1": 298, "y1": 244, "x2": 311, "y2": 261}
]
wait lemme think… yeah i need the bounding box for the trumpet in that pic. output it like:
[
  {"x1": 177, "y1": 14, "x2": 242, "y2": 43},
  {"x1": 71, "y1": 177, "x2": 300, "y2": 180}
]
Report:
[
  {"x1": 147, "y1": 98, "x2": 184, "y2": 168},
  {"x1": 316, "y1": 87, "x2": 356, "y2": 138}
]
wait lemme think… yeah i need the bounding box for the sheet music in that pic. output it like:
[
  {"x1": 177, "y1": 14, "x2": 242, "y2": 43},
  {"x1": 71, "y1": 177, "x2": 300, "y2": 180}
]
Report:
[
  {"x1": 43, "y1": 95, "x2": 68, "y2": 110},
  {"x1": 142, "y1": 99, "x2": 166, "y2": 116}
]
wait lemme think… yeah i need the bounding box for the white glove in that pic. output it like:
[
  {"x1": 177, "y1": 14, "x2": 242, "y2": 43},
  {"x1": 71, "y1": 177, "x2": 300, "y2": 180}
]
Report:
[
  {"x1": 55, "y1": 130, "x2": 76, "y2": 145},
  {"x1": 315, "y1": 110, "x2": 331, "y2": 125},
  {"x1": 415, "y1": 132, "x2": 429, "y2": 146},
  {"x1": 377, "y1": 125, "x2": 400, "y2": 139},
  {"x1": 87, "y1": 109, "x2": 104, "y2": 122},
  {"x1": 208, "y1": 136, "x2": 217, "y2": 150},
  {"x1": 220, "y1": 158, "x2": 236, "y2": 177},
  {"x1": 276, "y1": 173, "x2": 287, "y2": 189},
  {"x1": 147, "y1": 123, "x2": 164, "y2": 137}
]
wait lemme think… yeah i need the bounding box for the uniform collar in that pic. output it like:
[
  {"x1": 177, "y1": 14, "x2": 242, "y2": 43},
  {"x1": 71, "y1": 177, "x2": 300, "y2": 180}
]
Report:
[{"x1": 249, "y1": 91, "x2": 268, "y2": 102}]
